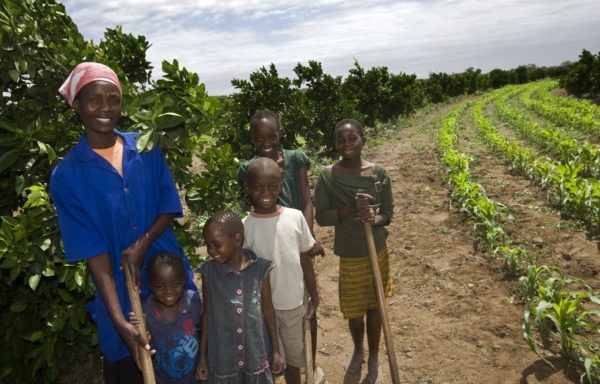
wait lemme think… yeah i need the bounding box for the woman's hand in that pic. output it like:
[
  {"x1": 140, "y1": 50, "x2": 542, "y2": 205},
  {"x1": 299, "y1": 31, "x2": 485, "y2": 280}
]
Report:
[
  {"x1": 121, "y1": 233, "x2": 150, "y2": 289},
  {"x1": 116, "y1": 319, "x2": 152, "y2": 369}
]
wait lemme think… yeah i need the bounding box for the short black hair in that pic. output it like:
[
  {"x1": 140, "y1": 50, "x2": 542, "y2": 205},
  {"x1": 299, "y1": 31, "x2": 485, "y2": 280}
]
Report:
[
  {"x1": 148, "y1": 252, "x2": 185, "y2": 283},
  {"x1": 334, "y1": 118, "x2": 365, "y2": 140},
  {"x1": 202, "y1": 210, "x2": 244, "y2": 239},
  {"x1": 245, "y1": 157, "x2": 281, "y2": 185},
  {"x1": 250, "y1": 109, "x2": 281, "y2": 132}
]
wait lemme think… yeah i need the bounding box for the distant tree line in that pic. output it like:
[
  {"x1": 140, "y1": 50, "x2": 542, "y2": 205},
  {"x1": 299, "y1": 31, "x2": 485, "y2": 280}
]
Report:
[
  {"x1": 221, "y1": 60, "x2": 569, "y2": 156},
  {"x1": 560, "y1": 49, "x2": 600, "y2": 99}
]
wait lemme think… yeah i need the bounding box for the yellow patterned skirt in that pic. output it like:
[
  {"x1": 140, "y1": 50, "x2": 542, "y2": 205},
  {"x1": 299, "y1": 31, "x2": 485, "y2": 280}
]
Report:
[{"x1": 338, "y1": 248, "x2": 393, "y2": 319}]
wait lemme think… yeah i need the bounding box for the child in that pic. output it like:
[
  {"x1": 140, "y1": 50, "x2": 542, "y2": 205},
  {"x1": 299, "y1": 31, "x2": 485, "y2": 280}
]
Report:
[
  {"x1": 130, "y1": 252, "x2": 202, "y2": 383},
  {"x1": 237, "y1": 110, "x2": 324, "y2": 381},
  {"x1": 314, "y1": 118, "x2": 394, "y2": 384},
  {"x1": 237, "y1": 109, "x2": 315, "y2": 233},
  {"x1": 242, "y1": 157, "x2": 322, "y2": 384},
  {"x1": 196, "y1": 211, "x2": 284, "y2": 383},
  {"x1": 50, "y1": 62, "x2": 196, "y2": 383}
]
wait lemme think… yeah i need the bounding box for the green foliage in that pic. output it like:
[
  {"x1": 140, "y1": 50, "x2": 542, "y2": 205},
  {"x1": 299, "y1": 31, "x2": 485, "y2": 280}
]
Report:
[
  {"x1": 560, "y1": 49, "x2": 600, "y2": 99},
  {"x1": 0, "y1": 1, "x2": 224, "y2": 382},
  {"x1": 0, "y1": 185, "x2": 96, "y2": 382},
  {"x1": 293, "y1": 60, "x2": 356, "y2": 150},
  {"x1": 125, "y1": 58, "x2": 222, "y2": 262},
  {"x1": 229, "y1": 63, "x2": 303, "y2": 153},
  {"x1": 341, "y1": 60, "x2": 424, "y2": 127},
  {"x1": 97, "y1": 26, "x2": 152, "y2": 86}
]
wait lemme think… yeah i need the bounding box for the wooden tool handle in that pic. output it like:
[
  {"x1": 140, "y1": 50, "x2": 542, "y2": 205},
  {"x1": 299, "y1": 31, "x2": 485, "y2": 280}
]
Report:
[
  {"x1": 363, "y1": 222, "x2": 401, "y2": 384},
  {"x1": 124, "y1": 267, "x2": 156, "y2": 384},
  {"x1": 304, "y1": 317, "x2": 315, "y2": 384}
]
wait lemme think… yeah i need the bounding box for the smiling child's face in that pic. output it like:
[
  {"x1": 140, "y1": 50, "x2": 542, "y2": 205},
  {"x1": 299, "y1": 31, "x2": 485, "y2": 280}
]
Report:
[
  {"x1": 245, "y1": 166, "x2": 282, "y2": 214},
  {"x1": 251, "y1": 117, "x2": 280, "y2": 158},
  {"x1": 149, "y1": 265, "x2": 185, "y2": 309},
  {"x1": 203, "y1": 226, "x2": 242, "y2": 265},
  {"x1": 335, "y1": 123, "x2": 364, "y2": 160}
]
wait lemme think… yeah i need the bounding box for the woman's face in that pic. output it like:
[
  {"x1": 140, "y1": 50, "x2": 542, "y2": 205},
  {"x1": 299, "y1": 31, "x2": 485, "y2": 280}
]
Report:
[{"x1": 73, "y1": 81, "x2": 122, "y2": 136}]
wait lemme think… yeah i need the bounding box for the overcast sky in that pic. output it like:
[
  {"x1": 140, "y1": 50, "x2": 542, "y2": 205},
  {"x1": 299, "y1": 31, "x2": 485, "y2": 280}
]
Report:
[{"x1": 62, "y1": 0, "x2": 600, "y2": 96}]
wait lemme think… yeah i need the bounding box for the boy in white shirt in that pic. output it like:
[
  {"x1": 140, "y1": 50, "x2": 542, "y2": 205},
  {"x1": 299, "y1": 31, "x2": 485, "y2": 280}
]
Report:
[{"x1": 242, "y1": 157, "x2": 322, "y2": 384}]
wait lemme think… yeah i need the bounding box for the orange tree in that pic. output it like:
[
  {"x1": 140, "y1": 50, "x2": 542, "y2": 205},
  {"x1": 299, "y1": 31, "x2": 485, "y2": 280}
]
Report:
[{"x1": 0, "y1": 1, "x2": 222, "y2": 382}]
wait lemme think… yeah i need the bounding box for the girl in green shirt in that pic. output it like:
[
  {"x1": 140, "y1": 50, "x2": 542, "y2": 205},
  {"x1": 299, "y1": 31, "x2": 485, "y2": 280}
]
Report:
[{"x1": 314, "y1": 118, "x2": 394, "y2": 384}]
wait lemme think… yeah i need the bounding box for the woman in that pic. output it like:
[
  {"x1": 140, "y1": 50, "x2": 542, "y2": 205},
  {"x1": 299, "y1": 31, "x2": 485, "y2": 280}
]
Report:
[{"x1": 50, "y1": 62, "x2": 196, "y2": 384}]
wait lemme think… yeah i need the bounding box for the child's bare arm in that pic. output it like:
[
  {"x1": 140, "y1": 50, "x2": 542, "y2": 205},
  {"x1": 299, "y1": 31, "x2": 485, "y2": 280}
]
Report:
[
  {"x1": 196, "y1": 278, "x2": 209, "y2": 381},
  {"x1": 298, "y1": 166, "x2": 315, "y2": 233},
  {"x1": 261, "y1": 274, "x2": 285, "y2": 374},
  {"x1": 300, "y1": 251, "x2": 319, "y2": 319}
]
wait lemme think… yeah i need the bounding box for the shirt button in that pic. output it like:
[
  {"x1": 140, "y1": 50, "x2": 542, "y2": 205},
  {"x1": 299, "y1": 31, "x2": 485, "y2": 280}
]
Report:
[
  {"x1": 124, "y1": 187, "x2": 128, "y2": 193},
  {"x1": 237, "y1": 328, "x2": 243, "y2": 334},
  {"x1": 132, "y1": 226, "x2": 137, "y2": 231},
  {"x1": 236, "y1": 308, "x2": 242, "y2": 314},
  {"x1": 238, "y1": 361, "x2": 244, "y2": 366},
  {"x1": 238, "y1": 344, "x2": 243, "y2": 351},
  {"x1": 236, "y1": 289, "x2": 242, "y2": 295}
]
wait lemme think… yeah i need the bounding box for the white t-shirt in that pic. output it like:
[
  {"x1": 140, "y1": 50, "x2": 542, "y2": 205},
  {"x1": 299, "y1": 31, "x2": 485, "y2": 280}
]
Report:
[{"x1": 243, "y1": 206, "x2": 315, "y2": 310}]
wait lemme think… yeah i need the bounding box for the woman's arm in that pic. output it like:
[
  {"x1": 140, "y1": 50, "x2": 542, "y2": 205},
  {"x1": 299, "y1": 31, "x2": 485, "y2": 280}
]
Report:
[
  {"x1": 261, "y1": 274, "x2": 284, "y2": 374},
  {"x1": 121, "y1": 212, "x2": 177, "y2": 288},
  {"x1": 298, "y1": 166, "x2": 314, "y2": 233},
  {"x1": 88, "y1": 253, "x2": 149, "y2": 367}
]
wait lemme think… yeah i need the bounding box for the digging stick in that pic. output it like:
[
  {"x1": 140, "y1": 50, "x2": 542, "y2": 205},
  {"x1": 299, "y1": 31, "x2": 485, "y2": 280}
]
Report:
[
  {"x1": 304, "y1": 316, "x2": 315, "y2": 384},
  {"x1": 124, "y1": 267, "x2": 156, "y2": 384},
  {"x1": 363, "y1": 222, "x2": 401, "y2": 384}
]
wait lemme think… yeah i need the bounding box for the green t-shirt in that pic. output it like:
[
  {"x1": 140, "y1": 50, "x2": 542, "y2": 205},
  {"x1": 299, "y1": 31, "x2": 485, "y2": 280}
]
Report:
[
  {"x1": 314, "y1": 164, "x2": 394, "y2": 258},
  {"x1": 237, "y1": 149, "x2": 311, "y2": 211}
]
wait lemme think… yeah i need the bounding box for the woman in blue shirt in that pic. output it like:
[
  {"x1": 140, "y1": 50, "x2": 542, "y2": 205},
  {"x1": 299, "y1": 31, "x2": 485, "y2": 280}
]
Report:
[{"x1": 50, "y1": 62, "x2": 196, "y2": 384}]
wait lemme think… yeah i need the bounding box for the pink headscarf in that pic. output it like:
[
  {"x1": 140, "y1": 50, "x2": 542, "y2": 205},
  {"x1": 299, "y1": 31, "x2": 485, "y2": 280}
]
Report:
[{"x1": 59, "y1": 62, "x2": 122, "y2": 107}]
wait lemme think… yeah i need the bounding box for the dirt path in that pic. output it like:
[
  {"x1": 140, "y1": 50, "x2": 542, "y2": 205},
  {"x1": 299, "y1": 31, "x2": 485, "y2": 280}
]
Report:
[{"x1": 312, "y1": 100, "x2": 591, "y2": 383}]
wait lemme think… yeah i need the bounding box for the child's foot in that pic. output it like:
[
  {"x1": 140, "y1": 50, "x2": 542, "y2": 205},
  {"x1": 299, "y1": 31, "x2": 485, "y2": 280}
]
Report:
[
  {"x1": 314, "y1": 366, "x2": 326, "y2": 384},
  {"x1": 363, "y1": 357, "x2": 379, "y2": 384},
  {"x1": 345, "y1": 351, "x2": 365, "y2": 374}
]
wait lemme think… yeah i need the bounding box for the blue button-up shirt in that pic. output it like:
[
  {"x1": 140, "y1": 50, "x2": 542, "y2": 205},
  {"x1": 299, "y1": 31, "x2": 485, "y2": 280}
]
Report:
[{"x1": 50, "y1": 130, "x2": 196, "y2": 361}]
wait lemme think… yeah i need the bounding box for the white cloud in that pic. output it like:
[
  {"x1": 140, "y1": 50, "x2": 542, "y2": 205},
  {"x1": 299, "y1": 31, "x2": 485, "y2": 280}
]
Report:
[{"x1": 62, "y1": 0, "x2": 600, "y2": 95}]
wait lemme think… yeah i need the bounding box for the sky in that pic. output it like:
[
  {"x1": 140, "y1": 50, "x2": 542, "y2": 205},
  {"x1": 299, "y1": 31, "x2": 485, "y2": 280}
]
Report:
[{"x1": 62, "y1": 0, "x2": 600, "y2": 96}]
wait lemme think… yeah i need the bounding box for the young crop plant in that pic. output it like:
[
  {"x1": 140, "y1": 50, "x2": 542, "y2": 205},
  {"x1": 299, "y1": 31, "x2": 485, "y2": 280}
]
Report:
[
  {"x1": 494, "y1": 87, "x2": 600, "y2": 179},
  {"x1": 442, "y1": 90, "x2": 600, "y2": 380},
  {"x1": 520, "y1": 81, "x2": 600, "y2": 137},
  {"x1": 519, "y1": 264, "x2": 563, "y2": 302},
  {"x1": 472, "y1": 90, "x2": 600, "y2": 231},
  {"x1": 523, "y1": 288, "x2": 600, "y2": 383},
  {"x1": 437, "y1": 102, "x2": 531, "y2": 274}
]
